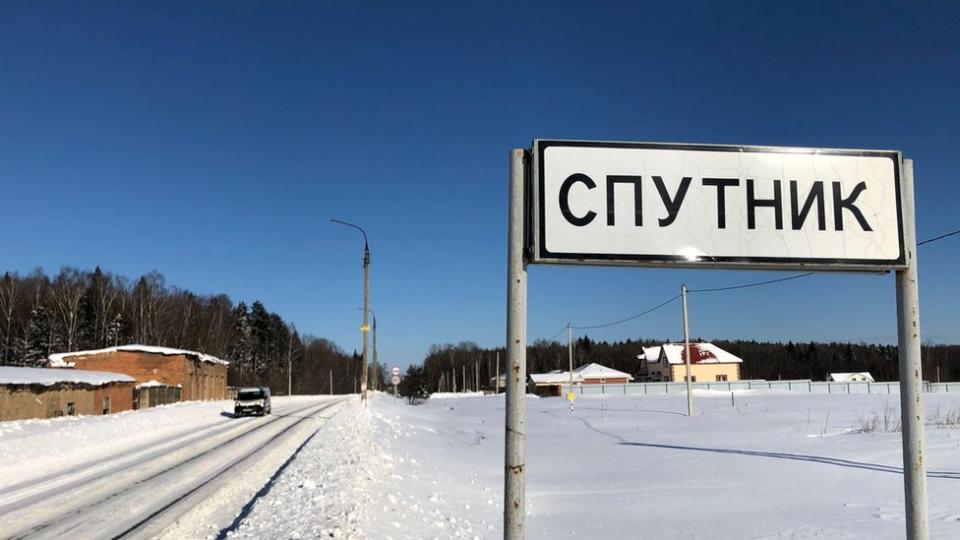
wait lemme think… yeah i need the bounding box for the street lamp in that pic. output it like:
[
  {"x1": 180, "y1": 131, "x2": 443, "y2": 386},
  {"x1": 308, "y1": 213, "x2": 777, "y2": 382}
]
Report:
[
  {"x1": 357, "y1": 307, "x2": 378, "y2": 391},
  {"x1": 331, "y1": 218, "x2": 371, "y2": 405}
]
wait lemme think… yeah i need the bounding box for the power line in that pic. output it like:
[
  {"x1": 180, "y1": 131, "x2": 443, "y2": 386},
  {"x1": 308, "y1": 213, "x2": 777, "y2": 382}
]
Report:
[
  {"x1": 918, "y1": 228, "x2": 960, "y2": 247},
  {"x1": 688, "y1": 272, "x2": 814, "y2": 293},
  {"x1": 572, "y1": 294, "x2": 680, "y2": 330},
  {"x1": 544, "y1": 226, "x2": 959, "y2": 337},
  {"x1": 544, "y1": 325, "x2": 568, "y2": 342}
]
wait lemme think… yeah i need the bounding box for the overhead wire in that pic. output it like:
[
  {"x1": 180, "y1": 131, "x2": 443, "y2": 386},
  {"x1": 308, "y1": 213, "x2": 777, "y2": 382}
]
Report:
[
  {"x1": 571, "y1": 294, "x2": 680, "y2": 330},
  {"x1": 918, "y1": 228, "x2": 960, "y2": 247},
  {"x1": 541, "y1": 225, "x2": 960, "y2": 337}
]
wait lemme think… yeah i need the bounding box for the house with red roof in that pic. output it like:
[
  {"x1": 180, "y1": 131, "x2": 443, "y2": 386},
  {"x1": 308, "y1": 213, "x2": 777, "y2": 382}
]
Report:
[{"x1": 638, "y1": 342, "x2": 743, "y2": 383}]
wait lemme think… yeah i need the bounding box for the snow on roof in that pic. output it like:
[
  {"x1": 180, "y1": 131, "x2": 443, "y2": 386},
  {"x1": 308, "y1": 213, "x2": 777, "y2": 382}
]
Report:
[
  {"x1": 637, "y1": 346, "x2": 661, "y2": 361},
  {"x1": 49, "y1": 344, "x2": 229, "y2": 367},
  {"x1": 0, "y1": 366, "x2": 135, "y2": 387},
  {"x1": 530, "y1": 363, "x2": 634, "y2": 385},
  {"x1": 828, "y1": 372, "x2": 875, "y2": 383},
  {"x1": 574, "y1": 363, "x2": 634, "y2": 381},
  {"x1": 530, "y1": 371, "x2": 584, "y2": 384},
  {"x1": 135, "y1": 379, "x2": 182, "y2": 389},
  {"x1": 660, "y1": 343, "x2": 743, "y2": 365}
]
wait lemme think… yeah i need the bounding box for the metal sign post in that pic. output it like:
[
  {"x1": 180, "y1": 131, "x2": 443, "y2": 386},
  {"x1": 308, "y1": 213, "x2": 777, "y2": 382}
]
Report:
[
  {"x1": 896, "y1": 159, "x2": 928, "y2": 539},
  {"x1": 504, "y1": 149, "x2": 527, "y2": 540},
  {"x1": 505, "y1": 140, "x2": 928, "y2": 540}
]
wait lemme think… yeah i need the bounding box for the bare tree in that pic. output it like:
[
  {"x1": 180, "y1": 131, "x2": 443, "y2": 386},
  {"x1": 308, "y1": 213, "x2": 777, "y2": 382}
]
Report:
[
  {"x1": 51, "y1": 268, "x2": 88, "y2": 352},
  {"x1": 0, "y1": 272, "x2": 19, "y2": 364}
]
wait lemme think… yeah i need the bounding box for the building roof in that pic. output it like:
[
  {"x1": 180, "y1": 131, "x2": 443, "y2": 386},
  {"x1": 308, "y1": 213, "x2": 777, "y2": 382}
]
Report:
[
  {"x1": 0, "y1": 366, "x2": 135, "y2": 387},
  {"x1": 529, "y1": 363, "x2": 634, "y2": 385},
  {"x1": 49, "y1": 344, "x2": 229, "y2": 368},
  {"x1": 575, "y1": 363, "x2": 634, "y2": 380},
  {"x1": 637, "y1": 346, "x2": 662, "y2": 362},
  {"x1": 828, "y1": 372, "x2": 875, "y2": 383},
  {"x1": 660, "y1": 343, "x2": 743, "y2": 365},
  {"x1": 530, "y1": 370, "x2": 582, "y2": 385}
]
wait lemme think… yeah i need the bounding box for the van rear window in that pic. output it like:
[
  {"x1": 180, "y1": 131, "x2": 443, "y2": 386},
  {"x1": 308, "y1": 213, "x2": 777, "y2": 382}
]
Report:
[{"x1": 238, "y1": 389, "x2": 264, "y2": 400}]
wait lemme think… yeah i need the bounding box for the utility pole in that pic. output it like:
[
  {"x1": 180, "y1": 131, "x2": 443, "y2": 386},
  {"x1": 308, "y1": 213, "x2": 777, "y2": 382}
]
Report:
[
  {"x1": 332, "y1": 218, "x2": 371, "y2": 406},
  {"x1": 372, "y1": 314, "x2": 378, "y2": 392},
  {"x1": 682, "y1": 284, "x2": 693, "y2": 416},
  {"x1": 568, "y1": 322, "x2": 574, "y2": 412},
  {"x1": 495, "y1": 351, "x2": 500, "y2": 394},
  {"x1": 475, "y1": 361, "x2": 480, "y2": 392},
  {"x1": 329, "y1": 369, "x2": 333, "y2": 396},
  {"x1": 462, "y1": 365, "x2": 466, "y2": 393},
  {"x1": 286, "y1": 331, "x2": 294, "y2": 397}
]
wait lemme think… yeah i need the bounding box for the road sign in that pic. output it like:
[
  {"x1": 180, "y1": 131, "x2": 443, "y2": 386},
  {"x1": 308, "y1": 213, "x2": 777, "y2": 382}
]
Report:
[
  {"x1": 360, "y1": 324, "x2": 370, "y2": 333},
  {"x1": 391, "y1": 366, "x2": 401, "y2": 376},
  {"x1": 531, "y1": 140, "x2": 904, "y2": 271},
  {"x1": 506, "y1": 145, "x2": 928, "y2": 540},
  {"x1": 391, "y1": 375, "x2": 400, "y2": 385}
]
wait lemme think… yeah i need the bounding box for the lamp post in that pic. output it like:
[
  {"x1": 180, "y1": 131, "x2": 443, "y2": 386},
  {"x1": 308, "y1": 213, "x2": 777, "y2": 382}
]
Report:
[
  {"x1": 332, "y1": 218, "x2": 371, "y2": 406},
  {"x1": 358, "y1": 307, "x2": 378, "y2": 392}
]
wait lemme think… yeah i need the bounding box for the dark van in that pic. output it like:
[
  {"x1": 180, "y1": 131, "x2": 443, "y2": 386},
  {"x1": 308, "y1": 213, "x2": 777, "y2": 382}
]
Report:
[{"x1": 234, "y1": 386, "x2": 272, "y2": 417}]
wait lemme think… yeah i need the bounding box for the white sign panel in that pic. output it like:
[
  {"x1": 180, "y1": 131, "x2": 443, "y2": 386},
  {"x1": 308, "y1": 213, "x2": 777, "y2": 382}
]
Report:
[
  {"x1": 532, "y1": 140, "x2": 905, "y2": 270},
  {"x1": 391, "y1": 366, "x2": 401, "y2": 376},
  {"x1": 391, "y1": 375, "x2": 401, "y2": 385}
]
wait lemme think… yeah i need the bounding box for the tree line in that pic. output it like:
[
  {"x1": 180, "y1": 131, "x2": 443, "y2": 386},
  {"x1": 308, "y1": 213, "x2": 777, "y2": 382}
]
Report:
[
  {"x1": 403, "y1": 336, "x2": 959, "y2": 396},
  {"x1": 0, "y1": 267, "x2": 385, "y2": 393}
]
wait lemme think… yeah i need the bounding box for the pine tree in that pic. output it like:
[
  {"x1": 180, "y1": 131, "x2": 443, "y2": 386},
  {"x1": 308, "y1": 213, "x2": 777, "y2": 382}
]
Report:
[
  {"x1": 25, "y1": 307, "x2": 53, "y2": 366},
  {"x1": 401, "y1": 364, "x2": 429, "y2": 405},
  {"x1": 230, "y1": 302, "x2": 253, "y2": 377}
]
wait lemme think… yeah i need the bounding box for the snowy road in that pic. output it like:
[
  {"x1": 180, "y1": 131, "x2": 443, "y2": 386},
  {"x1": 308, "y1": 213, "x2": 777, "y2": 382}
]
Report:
[{"x1": 0, "y1": 396, "x2": 346, "y2": 539}]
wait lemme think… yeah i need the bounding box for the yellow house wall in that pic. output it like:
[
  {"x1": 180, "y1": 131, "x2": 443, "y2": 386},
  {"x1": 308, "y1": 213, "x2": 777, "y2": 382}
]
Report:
[{"x1": 669, "y1": 363, "x2": 741, "y2": 382}]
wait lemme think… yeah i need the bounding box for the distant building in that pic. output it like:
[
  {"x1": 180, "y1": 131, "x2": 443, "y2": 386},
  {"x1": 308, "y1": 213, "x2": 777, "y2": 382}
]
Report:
[
  {"x1": 528, "y1": 363, "x2": 634, "y2": 396},
  {"x1": 638, "y1": 343, "x2": 743, "y2": 383},
  {"x1": 49, "y1": 345, "x2": 230, "y2": 401},
  {"x1": 828, "y1": 372, "x2": 875, "y2": 383},
  {"x1": 0, "y1": 366, "x2": 135, "y2": 421}
]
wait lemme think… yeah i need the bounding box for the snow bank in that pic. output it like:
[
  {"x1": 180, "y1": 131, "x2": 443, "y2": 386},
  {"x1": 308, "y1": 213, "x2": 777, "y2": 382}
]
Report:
[
  {"x1": 227, "y1": 403, "x2": 387, "y2": 538},
  {"x1": 49, "y1": 344, "x2": 229, "y2": 367},
  {"x1": 135, "y1": 379, "x2": 181, "y2": 389},
  {"x1": 429, "y1": 391, "x2": 488, "y2": 399},
  {"x1": 0, "y1": 366, "x2": 134, "y2": 386}
]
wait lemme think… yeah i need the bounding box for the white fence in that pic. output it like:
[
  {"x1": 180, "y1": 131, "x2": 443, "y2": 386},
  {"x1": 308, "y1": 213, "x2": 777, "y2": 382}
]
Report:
[{"x1": 563, "y1": 380, "x2": 960, "y2": 397}]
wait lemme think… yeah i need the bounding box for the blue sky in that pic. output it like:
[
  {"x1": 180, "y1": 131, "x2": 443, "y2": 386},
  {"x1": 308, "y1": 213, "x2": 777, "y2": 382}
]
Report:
[{"x1": 1, "y1": 1, "x2": 958, "y2": 366}]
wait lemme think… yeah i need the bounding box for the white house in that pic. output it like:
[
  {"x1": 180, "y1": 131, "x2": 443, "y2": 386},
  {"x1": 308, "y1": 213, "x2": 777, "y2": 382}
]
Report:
[
  {"x1": 528, "y1": 363, "x2": 634, "y2": 396},
  {"x1": 828, "y1": 372, "x2": 875, "y2": 383}
]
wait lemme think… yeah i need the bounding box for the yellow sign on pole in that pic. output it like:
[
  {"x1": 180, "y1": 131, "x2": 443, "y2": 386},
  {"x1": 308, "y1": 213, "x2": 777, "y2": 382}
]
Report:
[
  {"x1": 566, "y1": 392, "x2": 576, "y2": 401},
  {"x1": 360, "y1": 324, "x2": 370, "y2": 333}
]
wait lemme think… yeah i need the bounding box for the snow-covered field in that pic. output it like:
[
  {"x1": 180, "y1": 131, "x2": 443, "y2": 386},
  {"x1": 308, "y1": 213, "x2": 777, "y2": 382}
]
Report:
[
  {"x1": 230, "y1": 390, "x2": 960, "y2": 539},
  {"x1": 4, "y1": 390, "x2": 960, "y2": 539}
]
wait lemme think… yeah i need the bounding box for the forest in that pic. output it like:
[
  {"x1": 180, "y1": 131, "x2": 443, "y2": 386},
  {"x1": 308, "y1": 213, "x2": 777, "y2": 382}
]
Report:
[
  {"x1": 5, "y1": 266, "x2": 957, "y2": 399},
  {"x1": 0, "y1": 267, "x2": 385, "y2": 394},
  {"x1": 405, "y1": 336, "x2": 960, "y2": 396}
]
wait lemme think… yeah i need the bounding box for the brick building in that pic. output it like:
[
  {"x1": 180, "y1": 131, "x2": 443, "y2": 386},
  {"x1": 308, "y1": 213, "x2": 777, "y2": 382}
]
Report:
[
  {"x1": 49, "y1": 345, "x2": 229, "y2": 401},
  {"x1": 0, "y1": 366, "x2": 135, "y2": 421}
]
